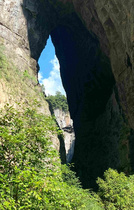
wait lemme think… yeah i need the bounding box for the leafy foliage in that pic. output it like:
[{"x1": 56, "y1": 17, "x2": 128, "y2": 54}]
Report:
[
  {"x1": 23, "y1": 69, "x2": 37, "y2": 83},
  {"x1": 0, "y1": 104, "x2": 102, "y2": 209},
  {"x1": 97, "y1": 168, "x2": 134, "y2": 209},
  {"x1": 1, "y1": 103, "x2": 134, "y2": 209},
  {"x1": 46, "y1": 91, "x2": 69, "y2": 112},
  {"x1": 61, "y1": 164, "x2": 82, "y2": 188}
]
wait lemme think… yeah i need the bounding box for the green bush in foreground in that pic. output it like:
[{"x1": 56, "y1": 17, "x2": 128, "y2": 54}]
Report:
[
  {"x1": 1, "y1": 103, "x2": 134, "y2": 209},
  {"x1": 97, "y1": 168, "x2": 134, "y2": 209},
  {"x1": 0, "y1": 103, "x2": 102, "y2": 209}
]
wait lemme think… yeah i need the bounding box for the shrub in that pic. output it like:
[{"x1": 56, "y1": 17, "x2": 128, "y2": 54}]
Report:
[
  {"x1": 0, "y1": 103, "x2": 103, "y2": 209},
  {"x1": 97, "y1": 168, "x2": 134, "y2": 209}
]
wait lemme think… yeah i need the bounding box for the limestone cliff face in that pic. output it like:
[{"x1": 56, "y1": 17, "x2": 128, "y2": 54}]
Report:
[
  {"x1": 0, "y1": 0, "x2": 134, "y2": 189},
  {"x1": 54, "y1": 109, "x2": 75, "y2": 163},
  {"x1": 0, "y1": 0, "x2": 60, "y2": 151}
]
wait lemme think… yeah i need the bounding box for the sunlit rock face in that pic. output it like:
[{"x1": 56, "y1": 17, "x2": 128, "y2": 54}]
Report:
[
  {"x1": 54, "y1": 109, "x2": 75, "y2": 163},
  {"x1": 1, "y1": 0, "x2": 134, "y2": 189}
]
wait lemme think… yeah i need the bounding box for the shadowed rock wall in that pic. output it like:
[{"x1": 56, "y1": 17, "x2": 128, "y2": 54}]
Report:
[{"x1": 0, "y1": 0, "x2": 134, "y2": 189}]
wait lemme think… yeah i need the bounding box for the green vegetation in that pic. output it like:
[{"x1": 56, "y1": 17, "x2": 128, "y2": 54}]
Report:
[
  {"x1": 1, "y1": 104, "x2": 134, "y2": 209},
  {"x1": 0, "y1": 103, "x2": 102, "y2": 209},
  {"x1": 23, "y1": 69, "x2": 37, "y2": 84},
  {"x1": 1, "y1": 43, "x2": 134, "y2": 209},
  {"x1": 97, "y1": 168, "x2": 134, "y2": 209},
  {"x1": 46, "y1": 91, "x2": 69, "y2": 112}
]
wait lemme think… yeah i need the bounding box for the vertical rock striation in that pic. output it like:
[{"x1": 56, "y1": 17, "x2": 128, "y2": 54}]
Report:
[{"x1": 54, "y1": 109, "x2": 75, "y2": 163}]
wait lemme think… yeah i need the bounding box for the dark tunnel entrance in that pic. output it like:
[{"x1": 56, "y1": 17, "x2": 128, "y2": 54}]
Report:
[
  {"x1": 22, "y1": 0, "x2": 122, "y2": 189},
  {"x1": 50, "y1": 20, "x2": 116, "y2": 189},
  {"x1": 51, "y1": 24, "x2": 115, "y2": 121}
]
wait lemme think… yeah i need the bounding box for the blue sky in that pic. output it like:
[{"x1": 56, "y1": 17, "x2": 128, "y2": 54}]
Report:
[{"x1": 38, "y1": 36, "x2": 66, "y2": 96}]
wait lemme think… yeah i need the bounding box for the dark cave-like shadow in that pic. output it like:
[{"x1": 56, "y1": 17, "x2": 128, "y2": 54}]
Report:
[{"x1": 21, "y1": 0, "x2": 133, "y2": 191}]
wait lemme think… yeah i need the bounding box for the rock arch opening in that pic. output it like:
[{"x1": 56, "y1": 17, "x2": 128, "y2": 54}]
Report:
[
  {"x1": 37, "y1": 36, "x2": 75, "y2": 164},
  {"x1": 50, "y1": 23, "x2": 116, "y2": 189},
  {"x1": 38, "y1": 36, "x2": 65, "y2": 96},
  {"x1": 22, "y1": 0, "x2": 129, "y2": 190}
]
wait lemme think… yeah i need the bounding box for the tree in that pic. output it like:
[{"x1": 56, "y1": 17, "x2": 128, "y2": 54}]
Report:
[{"x1": 46, "y1": 91, "x2": 69, "y2": 112}]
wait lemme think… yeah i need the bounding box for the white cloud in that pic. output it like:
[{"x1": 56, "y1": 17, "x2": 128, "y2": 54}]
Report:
[
  {"x1": 50, "y1": 55, "x2": 60, "y2": 71},
  {"x1": 38, "y1": 72, "x2": 43, "y2": 82},
  {"x1": 38, "y1": 55, "x2": 66, "y2": 96}
]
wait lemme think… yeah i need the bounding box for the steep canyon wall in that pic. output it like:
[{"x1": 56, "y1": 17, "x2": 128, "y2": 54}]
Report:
[
  {"x1": 54, "y1": 108, "x2": 75, "y2": 163},
  {"x1": 0, "y1": 0, "x2": 134, "y2": 189}
]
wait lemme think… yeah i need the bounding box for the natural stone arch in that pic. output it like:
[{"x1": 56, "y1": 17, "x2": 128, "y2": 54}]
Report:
[
  {"x1": 0, "y1": 0, "x2": 134, "y2": 190},
  {"x1": 21, "y1": 0, "x2": 134, "y2": 189}
]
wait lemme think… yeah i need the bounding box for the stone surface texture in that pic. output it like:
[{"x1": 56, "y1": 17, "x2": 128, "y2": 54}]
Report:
[
  {"x1": 0, "y1": 0, "x2": 60, "y2": 152},
  {"x1": 54, "y1": 109, "x2": 75, "y2": 163},
  {"x1": 0, "y1": 0, "x2": 134, "y2": 189}
]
